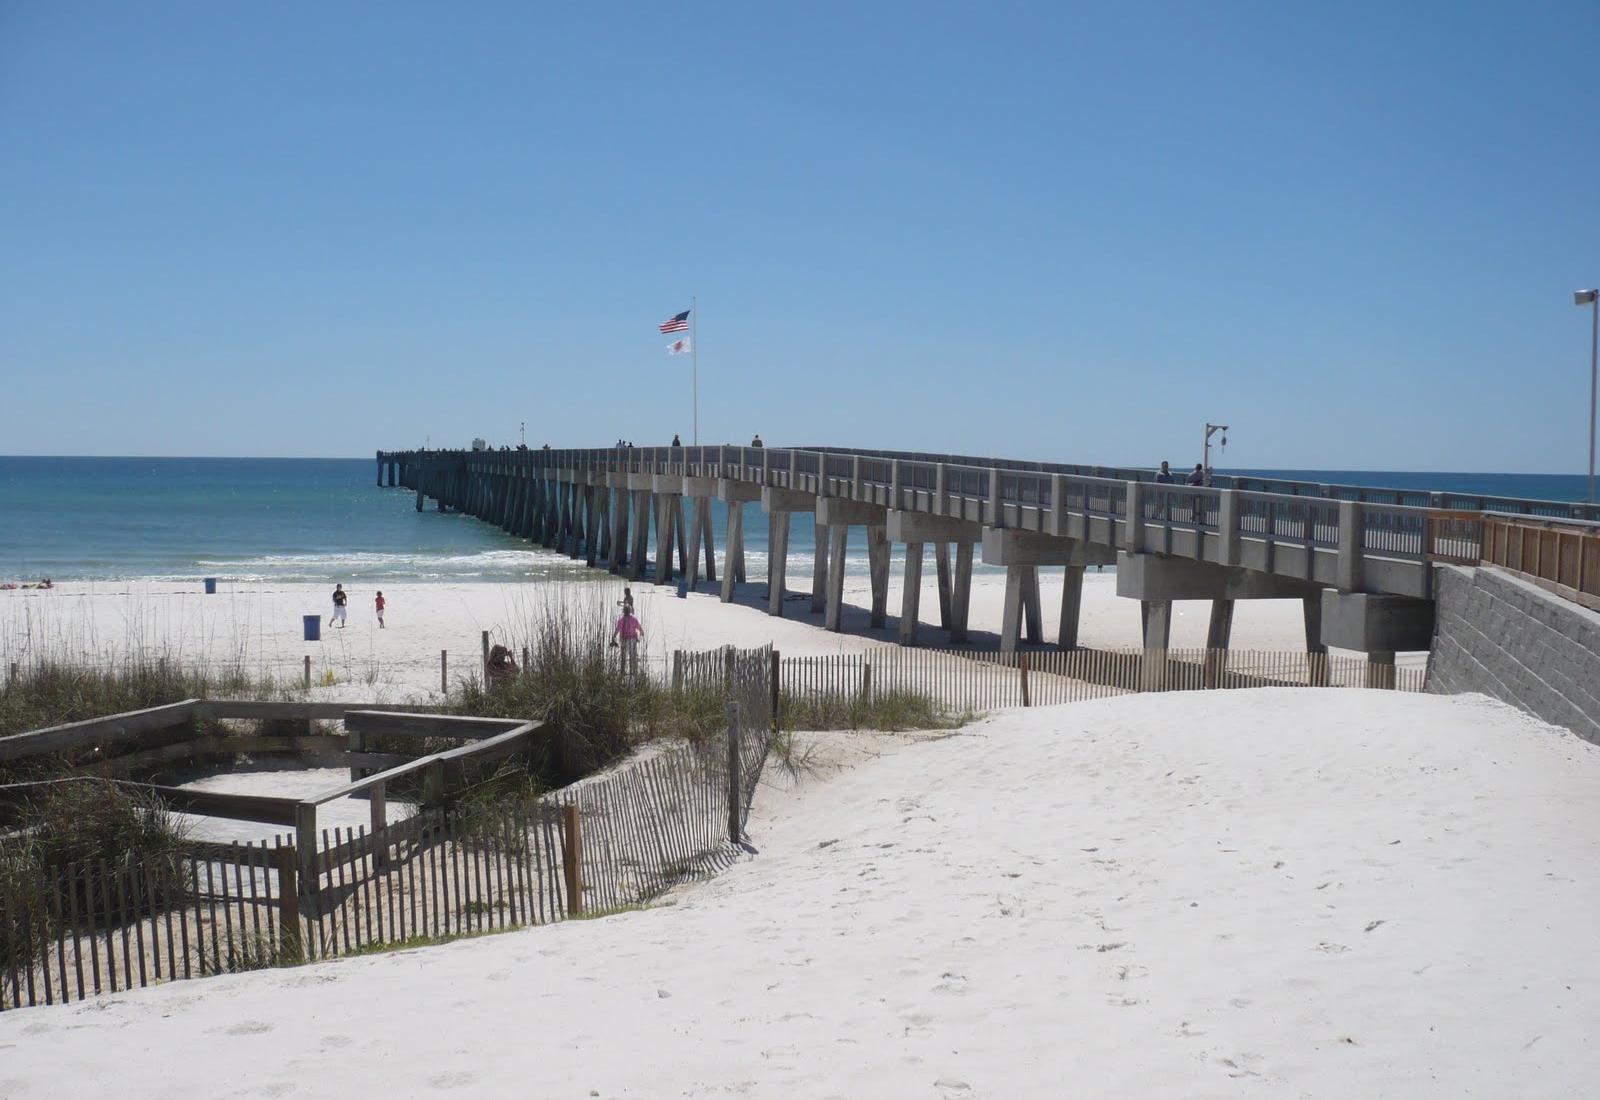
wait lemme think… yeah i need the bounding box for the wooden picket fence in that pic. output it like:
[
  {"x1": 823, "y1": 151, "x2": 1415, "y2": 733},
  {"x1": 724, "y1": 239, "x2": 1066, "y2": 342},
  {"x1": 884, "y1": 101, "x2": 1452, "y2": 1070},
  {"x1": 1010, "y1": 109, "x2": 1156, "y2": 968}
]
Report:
[
  {"x1": 1, "y1": 645, "x2": 778, "y2": 1011},
  {"x1": 778, "y1": 646, "x2": 1424, "y2": 713}
]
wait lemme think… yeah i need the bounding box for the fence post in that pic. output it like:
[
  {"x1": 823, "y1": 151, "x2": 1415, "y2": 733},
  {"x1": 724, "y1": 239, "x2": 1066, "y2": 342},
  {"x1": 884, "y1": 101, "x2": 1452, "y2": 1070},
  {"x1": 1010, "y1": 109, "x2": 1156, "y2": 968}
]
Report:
[
  {"x1": 726, "y1": 702, "x2": 742, "y2": 844},
  {"x1": 1018, "y1": 651, "x2": 1031, "y2": 707},
  {"x1": 369, "y1": 781, "x2": 388, "y2": 868},
  {"x1": 770, "y1": 649, "x2": 781, "y2": 734},
  {"x1": 561, "y1": 803, "x2": 583, "y2": 917},
  {"x1": 303, "y1": 655, "x2": 311, "y2": 691},
  {"x1": 861, "y1": 658, "x2": 872, "y2": 705},
  {"x1": 294, "y1": 803, "x2": 318, "y2": 889},
  {"x1": 274, "y1": 845, "x2": 303, "y2": 964},
  {"x1": 440, "y1": 649, "x2": 448, "y2": 694},
  {"x1": 672, "y1": 650, "x2": 683, "y2": 694},
  {"x1": 481, "y1": 630, "x2": 490, "y2": 684},
  {"x1": 6, "y1": 661, "x2": 15, "y2": 688}
]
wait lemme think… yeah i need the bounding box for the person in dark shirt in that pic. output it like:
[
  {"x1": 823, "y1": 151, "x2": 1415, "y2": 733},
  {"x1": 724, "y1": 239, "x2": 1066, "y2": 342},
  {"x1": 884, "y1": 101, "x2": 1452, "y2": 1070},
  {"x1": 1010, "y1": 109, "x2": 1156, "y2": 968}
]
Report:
[
  {"x1": 1155, "y1": 461, "x2": 1175, "y2": 484},
  {"x1": 751, "y1": 434, "x2": 764, "y2": 448},
  {"x1": 671, "y1": 434, "x2": 682, "y2": 448},
  {"x1": 331, "y1": 583, "x2": 348, "y2": 628},
  {"x1": 1187, "y1": 464, "x2": 1206, "y2": 486}
]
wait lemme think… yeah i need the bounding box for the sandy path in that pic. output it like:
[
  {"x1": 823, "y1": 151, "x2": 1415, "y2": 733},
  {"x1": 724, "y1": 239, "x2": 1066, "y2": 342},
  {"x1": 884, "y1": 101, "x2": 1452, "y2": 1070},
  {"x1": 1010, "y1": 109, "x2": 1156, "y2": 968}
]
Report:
[{"x1": 0, "y1": 689, "x2": 1593, "y2": 1097}]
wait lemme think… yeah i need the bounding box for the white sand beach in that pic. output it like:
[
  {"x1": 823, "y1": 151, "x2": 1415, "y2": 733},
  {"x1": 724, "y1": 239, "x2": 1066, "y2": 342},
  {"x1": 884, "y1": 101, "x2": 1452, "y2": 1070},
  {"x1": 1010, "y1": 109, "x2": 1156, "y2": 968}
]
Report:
[
  {"x1": 0, "y1": 569, "x2": 1420, "y2": 701},
  {"x1": 1, "y1": 688, "x2": 1594, "y2": 1098}
]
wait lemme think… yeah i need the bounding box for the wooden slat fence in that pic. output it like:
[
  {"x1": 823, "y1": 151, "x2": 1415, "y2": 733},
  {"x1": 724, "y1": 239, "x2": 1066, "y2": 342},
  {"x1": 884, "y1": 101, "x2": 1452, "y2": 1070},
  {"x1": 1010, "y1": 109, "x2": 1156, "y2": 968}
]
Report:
[
  {"x1": 2, "y1": 644, "x2": 779, "y2": 1011},
  {"x1": 774, "y1": 646, "x2": 1425, "y2": 714}
]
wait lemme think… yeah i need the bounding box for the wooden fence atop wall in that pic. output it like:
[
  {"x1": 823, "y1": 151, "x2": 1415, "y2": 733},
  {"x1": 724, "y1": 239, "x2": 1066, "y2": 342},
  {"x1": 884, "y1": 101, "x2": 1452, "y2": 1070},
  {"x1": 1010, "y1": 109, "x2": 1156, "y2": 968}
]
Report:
[{"x1": 1478, "y1": 513, "x2": 1600, "y2": 612}]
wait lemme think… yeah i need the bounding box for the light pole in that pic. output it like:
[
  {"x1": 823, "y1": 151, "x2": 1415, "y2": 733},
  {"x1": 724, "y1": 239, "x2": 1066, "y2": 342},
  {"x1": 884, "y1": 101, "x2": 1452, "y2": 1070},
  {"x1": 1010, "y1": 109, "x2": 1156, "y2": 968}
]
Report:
[
  {"x1": 1577, "y1": 289, "x2": 1599, "y2": 505},
  {"x1": 1202, "y1": 423, "x2": 1229, "y2": 484}
]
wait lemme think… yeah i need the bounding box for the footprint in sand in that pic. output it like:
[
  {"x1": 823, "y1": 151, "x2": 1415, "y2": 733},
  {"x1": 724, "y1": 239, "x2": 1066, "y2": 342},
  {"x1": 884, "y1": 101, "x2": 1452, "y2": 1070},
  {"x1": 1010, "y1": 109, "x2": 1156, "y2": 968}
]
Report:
[
  {"x1": 426, "y1": 1070, "x2": 480, "y2": 1090},
  {"x1": 225, "y1": 1020, "x2": 275, "y2": 1036}
]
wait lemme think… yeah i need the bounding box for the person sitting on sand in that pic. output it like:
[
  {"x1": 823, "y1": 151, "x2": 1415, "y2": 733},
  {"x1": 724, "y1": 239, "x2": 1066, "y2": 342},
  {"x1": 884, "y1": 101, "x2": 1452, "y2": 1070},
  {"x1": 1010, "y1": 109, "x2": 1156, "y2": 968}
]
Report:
[
  {"x1": 331, "y1": 583, "x2": 348, "y2": 628},
  {"x1": 486, "y1": 643, "x2": 519, "y2": 684},
  {"x1": 610, "y1": 608, "x2": 644, "y2": 674}
]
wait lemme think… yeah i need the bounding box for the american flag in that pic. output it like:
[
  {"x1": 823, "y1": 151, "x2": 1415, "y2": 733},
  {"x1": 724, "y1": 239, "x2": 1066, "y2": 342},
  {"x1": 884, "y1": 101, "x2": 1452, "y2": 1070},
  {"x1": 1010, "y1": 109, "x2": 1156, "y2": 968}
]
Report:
[{"x1": 658, "y1": 310, "x2": 690, "y2": 334}]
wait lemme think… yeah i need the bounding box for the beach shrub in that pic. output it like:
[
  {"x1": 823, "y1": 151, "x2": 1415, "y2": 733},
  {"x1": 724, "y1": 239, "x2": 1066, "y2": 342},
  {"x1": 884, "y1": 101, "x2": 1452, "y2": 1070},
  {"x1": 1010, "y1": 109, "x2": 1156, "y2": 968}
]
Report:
[
  {"x1": 0, "y1": 656, "x2": 283, "y2": 742},
  {"x1": 446, "y1": 593, "x2": 717, "y2": 787},
  {"x1": 0, "y1": 779, "x2": 191, "y2": 981},
  {"x1": 777, "y1": 688, "x2": 969, "y2": 733}
]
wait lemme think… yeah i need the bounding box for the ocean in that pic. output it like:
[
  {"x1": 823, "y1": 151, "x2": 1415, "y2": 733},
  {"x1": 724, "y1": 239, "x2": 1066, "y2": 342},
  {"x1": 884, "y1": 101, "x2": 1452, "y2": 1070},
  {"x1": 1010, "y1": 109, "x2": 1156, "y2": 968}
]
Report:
[{"x1": 1, "y1": 457, "x2": 1592, "y2": 584}]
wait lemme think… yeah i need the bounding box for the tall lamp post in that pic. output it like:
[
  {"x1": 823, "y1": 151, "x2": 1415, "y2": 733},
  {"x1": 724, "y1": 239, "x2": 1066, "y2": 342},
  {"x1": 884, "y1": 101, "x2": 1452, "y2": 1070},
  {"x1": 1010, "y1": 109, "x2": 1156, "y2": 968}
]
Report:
[
  {"x1": 1577, "y1": 289, "x2": 1599, "y2": 505},
  {"x1": 1202, "y1": 422, "x2": 1229, "y2": 484}
]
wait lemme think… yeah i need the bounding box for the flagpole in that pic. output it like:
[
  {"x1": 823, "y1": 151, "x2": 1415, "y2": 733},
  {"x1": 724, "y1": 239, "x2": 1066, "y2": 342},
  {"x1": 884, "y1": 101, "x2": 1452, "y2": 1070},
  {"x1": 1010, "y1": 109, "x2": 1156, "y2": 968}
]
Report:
[{"x1": 691, "y1": 294, "x2": 698, "y2": 445}]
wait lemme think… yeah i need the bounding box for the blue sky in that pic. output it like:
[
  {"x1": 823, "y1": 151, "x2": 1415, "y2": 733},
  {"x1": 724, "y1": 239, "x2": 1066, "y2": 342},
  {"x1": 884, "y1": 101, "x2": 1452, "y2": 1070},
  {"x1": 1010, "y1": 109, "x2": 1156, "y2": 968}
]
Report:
[{"x1": 1, "y1": 2, "x2": 1596, "y2": 472}]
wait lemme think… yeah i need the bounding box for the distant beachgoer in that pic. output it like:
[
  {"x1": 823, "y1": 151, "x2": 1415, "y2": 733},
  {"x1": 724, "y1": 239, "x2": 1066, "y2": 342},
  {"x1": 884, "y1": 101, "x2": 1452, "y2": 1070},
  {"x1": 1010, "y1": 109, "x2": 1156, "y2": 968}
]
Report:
[
  {"x1": 671, "y1": 434, "x2": 682, "y2": 448},
  {"x1": 1187, "y1": 464, "x2": 1206, "y2": 486},
  {"x1": 375, "y1": 591, "x2": 386, "y2": 628},
  {"x1": 611, "y1": 609, "x2": 644, "y2": 674},
  {"x1": 751, "y1": 434, "x2": 764, "y2": 448},
  {"x1": 619, "y1": 586, "x2": 635, "y2": 615},
  {"x1": 331, "y1": 583, "x2": 348, "y2": 628},
  {"x1": 1155, "y1": 461, "x2": 1175, "y2": 484}
]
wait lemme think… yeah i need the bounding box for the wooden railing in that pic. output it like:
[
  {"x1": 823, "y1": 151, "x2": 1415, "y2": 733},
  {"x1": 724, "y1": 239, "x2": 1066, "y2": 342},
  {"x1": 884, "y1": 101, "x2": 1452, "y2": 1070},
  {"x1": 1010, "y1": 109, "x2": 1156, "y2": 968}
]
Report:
[{"x1": 1478, "y1": 514, "x2": 1600, "y2": 611}]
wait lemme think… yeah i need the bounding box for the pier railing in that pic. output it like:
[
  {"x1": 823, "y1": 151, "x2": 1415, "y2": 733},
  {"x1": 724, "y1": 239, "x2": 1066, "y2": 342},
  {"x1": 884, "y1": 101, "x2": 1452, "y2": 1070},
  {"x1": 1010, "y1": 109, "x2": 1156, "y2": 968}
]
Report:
[{"x1": 374, "y1": 444, "x2": 1600, "y2": 599}]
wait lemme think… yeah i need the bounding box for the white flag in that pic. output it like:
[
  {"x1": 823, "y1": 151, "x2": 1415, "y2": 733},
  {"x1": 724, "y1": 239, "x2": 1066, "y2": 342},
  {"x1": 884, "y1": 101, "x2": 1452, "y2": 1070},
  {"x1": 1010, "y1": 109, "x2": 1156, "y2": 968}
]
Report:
[{"x1": 667, "y1": 337, "x2": 692, "y2": 356}]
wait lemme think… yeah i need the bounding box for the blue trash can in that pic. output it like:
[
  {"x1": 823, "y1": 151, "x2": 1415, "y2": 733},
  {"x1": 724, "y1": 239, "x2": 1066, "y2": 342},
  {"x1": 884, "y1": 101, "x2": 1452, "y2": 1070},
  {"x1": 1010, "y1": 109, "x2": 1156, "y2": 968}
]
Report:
[
  {"x1": 303, "y1": 614, "x2": 322, "y2": 642},
  {"x1": 677, "y1": 579, "x2": 688, "y2": 598},
  {"x1": 203, "y1": 577, "x2": 217, "y2": 594}
]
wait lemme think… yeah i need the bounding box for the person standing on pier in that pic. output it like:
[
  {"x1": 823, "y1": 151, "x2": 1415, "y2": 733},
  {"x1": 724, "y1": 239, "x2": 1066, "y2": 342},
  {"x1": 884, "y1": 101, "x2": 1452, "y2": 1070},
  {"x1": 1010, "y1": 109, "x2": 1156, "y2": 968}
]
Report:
[
  {"x1": 611, "y1": 605, "x2": 644, "y2": 674},
  {"x1": 375, "y1": 590, "x2": 386, "y2": 628},
  {"x1": 1155, "y1": 461, "x2": 1175, "y2": 483},
  {"x1": 671, "y1": 434, "x2": 682, "y2": 448},
  {"x1": 331, "y1": 583, "x2": 348, "y2": 628},
  {"x1": 1187, "y1": 463, "x2": 1207, "y2": 486},
  {"x1": 751, "y1": 434, "x2": 764, "y2": 448}
]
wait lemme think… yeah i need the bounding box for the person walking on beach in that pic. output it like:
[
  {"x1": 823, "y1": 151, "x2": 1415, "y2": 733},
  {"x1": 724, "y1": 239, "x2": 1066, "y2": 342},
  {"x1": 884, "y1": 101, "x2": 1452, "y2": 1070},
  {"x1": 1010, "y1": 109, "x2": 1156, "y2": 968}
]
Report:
[
  {"x1": 611, "y1": 606, "x2": 644, "y2": 674},
  {"x1": 331, "y1": 583, "x2": 348, "y2": 628},
  {"x1": 619, "y1": 586, "x2": 634, "y2": 615},
  {"x1": 1155, "y1": 461, "x2": 1175, "y2": 483},
  {"x1": 375, "y1": 590, "x2": 386, "y2": 628}
]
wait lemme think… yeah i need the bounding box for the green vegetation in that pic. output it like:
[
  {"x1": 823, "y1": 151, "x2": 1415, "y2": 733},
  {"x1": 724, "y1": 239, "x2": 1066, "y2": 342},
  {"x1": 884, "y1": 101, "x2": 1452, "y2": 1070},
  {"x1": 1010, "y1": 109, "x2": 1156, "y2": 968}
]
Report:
[
  {"x1": 1, "y1": 656, "x2": 286, "y2": 742},
  {"x1": 777, "y1": 689, "x2": 972, "y2": 734},
  {"x1": 0, "y1": 778, "x2": 192, "y2": 978},
  {"x1": 442, "y1": 595, "x2": 735, "y2": 788}
]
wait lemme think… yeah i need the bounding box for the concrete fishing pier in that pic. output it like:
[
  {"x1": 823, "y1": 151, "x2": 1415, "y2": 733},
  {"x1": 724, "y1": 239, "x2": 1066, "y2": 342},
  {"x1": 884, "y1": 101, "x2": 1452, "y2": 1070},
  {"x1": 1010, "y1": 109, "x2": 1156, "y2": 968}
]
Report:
[{"x1": 375, "y1": 444, "x2": 1600, "y2": 680}]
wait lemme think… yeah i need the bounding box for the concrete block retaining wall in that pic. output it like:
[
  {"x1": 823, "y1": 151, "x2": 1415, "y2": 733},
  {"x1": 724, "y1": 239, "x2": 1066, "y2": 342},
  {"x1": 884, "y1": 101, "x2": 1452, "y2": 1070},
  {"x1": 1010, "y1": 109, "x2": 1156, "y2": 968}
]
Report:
[{"x1": 1428, "y1": 564, "x2": 1600, "y2": 745}]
